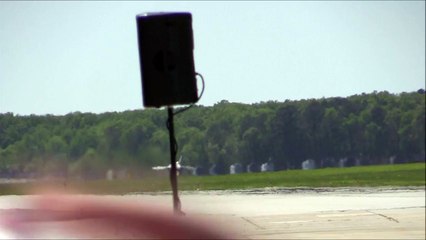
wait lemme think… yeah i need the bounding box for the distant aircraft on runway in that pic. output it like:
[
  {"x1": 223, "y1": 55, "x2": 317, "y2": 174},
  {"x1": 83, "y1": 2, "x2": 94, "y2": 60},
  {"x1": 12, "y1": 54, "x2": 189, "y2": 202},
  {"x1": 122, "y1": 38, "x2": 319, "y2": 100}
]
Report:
[{"x1": 152, "y1": 156, "x2": 195, "y2": 175}]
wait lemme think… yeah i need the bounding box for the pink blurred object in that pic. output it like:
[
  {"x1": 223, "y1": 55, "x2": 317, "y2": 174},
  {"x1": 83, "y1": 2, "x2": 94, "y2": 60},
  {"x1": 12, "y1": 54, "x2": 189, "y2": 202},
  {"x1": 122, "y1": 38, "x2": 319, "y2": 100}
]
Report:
[{"x1": 0, "y1": 194, "x2": 232, "y2": 239}]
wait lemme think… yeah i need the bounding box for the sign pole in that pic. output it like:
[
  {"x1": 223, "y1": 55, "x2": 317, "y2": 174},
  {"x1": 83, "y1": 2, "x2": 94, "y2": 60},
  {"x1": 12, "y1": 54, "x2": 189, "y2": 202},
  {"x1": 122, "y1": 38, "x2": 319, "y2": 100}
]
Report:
[{"x1": 167, "y1": 107, "x2": 183, "y2": 215}]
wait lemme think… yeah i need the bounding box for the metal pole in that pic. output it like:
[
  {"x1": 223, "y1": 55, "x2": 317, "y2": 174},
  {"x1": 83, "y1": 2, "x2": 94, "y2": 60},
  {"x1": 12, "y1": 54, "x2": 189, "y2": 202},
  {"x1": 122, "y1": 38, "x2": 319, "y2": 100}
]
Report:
[{"x1": 167, "y1": 107, "x2": 183, "y2": 215}]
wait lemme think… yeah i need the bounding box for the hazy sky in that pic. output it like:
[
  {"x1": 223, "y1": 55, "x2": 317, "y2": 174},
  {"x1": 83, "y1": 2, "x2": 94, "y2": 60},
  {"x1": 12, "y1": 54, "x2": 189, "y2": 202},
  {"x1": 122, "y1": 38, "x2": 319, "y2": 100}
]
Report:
[{"x1": 0, "y1": 1, "x2": 425, "y2": 115}]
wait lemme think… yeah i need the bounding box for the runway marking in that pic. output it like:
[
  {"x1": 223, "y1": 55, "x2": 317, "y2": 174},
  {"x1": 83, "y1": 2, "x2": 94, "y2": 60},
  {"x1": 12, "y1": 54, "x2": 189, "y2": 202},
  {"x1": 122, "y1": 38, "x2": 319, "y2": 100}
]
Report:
[
  {"x1": 367, "y1": 210, "x2": 399, "y2": 223},
  {"x1": 271, "y1": 220, "x2": 314, "y2": 224},
  {"x1": 241, "y1": 217, "x2": 265, "y2": 229},
  {"x1": 316, "y1": 212, "x2": 374, "y2": 218}
]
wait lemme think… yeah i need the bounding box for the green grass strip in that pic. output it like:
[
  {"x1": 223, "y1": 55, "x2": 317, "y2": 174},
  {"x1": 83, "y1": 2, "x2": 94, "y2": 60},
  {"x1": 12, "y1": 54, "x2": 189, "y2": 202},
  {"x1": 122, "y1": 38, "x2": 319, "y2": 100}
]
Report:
[{"x1": 0, "y1": 163, "x2": 424, "y2": 195}]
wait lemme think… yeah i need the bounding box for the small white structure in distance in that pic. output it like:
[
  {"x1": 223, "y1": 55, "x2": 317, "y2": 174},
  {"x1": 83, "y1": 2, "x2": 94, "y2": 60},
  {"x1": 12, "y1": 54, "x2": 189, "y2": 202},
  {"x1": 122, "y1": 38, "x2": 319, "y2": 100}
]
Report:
[
  {"x1": 230, "y1": 163, "x2": 243, "y2": 174},
  {"x1": 302, "y1": 159, "x2": 316, "y2": 170},
  {"x1": 338, "y1": 158, "x2": 347, "y2": 168},
  {"x1": 106, "y1": 169, "x2": 114, "y2": 181},
  {"x1": 261, "y1": 162, "x2": 274, "y2": 172}
]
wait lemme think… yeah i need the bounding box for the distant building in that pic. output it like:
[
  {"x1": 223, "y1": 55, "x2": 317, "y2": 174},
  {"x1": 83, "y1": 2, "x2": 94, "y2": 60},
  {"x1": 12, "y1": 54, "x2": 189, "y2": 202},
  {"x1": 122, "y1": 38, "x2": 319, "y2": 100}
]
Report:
[
  {"x1": 338, "y1": 157, "x2": 358, "y2": 168},
  {"x1": 106, "y1": 169, "x2": 114, "y2": 180},
  {"x1": 261, "y1": 162, "x2": 274, "y2": 172},
  {"x1": 302, "y1": 159, "x2": 316, "y2": 170},
  {"x1": 209, "y1": 162, "x2": 227, "y2": 175},
  {"x1": 246, "y1": 162, "x2": 260, "y2": 173},
  {"x1": 338, "y1": 158, "x2": 347, "y2": 168},
  {"x1": 230, "y1": 163, "x2": 243, "y2": 174},
  {"x1": 389, "y1": 156, "x2": 396, "y2": 165}
]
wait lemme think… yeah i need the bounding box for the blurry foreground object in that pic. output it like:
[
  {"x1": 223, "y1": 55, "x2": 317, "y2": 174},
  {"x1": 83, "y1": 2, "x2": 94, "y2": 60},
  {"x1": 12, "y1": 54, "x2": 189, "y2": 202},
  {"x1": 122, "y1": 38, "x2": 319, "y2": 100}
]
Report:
[{"x1": 0, "y1": 194, "x2": 232, "y2": 239}]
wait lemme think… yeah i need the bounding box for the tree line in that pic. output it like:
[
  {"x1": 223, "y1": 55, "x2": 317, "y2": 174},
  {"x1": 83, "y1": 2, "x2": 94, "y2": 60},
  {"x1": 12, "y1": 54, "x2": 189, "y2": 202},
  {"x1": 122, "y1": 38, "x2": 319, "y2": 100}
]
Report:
[{"x1": 0, "y1": 90, "x2": 424, "y2": 179}]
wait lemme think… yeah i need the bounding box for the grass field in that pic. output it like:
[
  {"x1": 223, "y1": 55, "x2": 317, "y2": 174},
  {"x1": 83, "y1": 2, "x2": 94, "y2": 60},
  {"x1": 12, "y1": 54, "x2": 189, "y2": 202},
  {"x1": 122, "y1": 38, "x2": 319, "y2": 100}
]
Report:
[{"x1": 0, "y1": 162, "x2": 424, "y2": 195}]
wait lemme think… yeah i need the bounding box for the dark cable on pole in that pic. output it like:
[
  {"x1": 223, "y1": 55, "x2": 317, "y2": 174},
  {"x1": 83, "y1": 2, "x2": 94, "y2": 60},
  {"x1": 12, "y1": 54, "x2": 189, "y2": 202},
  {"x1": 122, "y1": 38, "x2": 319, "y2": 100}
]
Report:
[
  {"x1": 166, "y1": 73, "x2": 204, "y2": 215},
  {"x1": 167, "y1": 107, "x2": 184, "y2": 215}
]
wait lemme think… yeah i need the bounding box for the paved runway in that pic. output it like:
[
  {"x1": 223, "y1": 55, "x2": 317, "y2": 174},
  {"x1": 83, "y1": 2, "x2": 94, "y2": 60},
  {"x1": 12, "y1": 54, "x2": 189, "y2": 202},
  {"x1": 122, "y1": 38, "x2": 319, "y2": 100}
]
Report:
[
  {"x1": 142, "y1": 187, "x2": 426, "y2": 239},
  {"x1": 0, "y1": 187, "x2": 424, "y2": 239}
]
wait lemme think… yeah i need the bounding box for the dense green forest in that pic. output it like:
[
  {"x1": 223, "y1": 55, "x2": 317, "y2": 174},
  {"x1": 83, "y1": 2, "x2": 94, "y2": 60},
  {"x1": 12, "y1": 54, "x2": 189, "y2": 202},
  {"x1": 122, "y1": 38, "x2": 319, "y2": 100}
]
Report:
[{"x1": 0, "y1": 90, "x2": 425, "y2": 179}]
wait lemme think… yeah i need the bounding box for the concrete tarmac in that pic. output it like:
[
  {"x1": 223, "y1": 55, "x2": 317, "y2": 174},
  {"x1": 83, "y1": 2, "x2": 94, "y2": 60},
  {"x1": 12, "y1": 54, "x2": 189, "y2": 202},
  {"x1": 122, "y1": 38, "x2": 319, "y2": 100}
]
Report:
[
  {"x1": 142, "y1": 187, "x2": 426, "y2": 239},
  {"x1": 0, "y1": 187, "x2": 424, "y2": 239}
]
